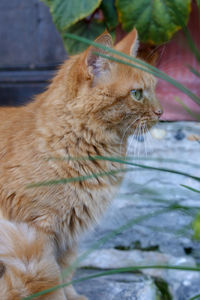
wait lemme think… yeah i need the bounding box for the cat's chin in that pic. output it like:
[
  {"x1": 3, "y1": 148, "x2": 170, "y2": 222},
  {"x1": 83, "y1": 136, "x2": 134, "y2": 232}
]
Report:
[
  {"x1": 151, "y1": 118, "x2": 159, "y2": 125},
  {"x1": 143, "y1": 120, "x2": 159, "y2": 132}
]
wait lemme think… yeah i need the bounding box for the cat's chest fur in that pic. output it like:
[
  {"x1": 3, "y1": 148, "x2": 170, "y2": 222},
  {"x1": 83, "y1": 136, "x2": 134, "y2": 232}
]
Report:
[
  {"x1": 0, "y1": 114, "x2": 124, "y2": 255},
  {"x1": 34, "y1": 142, "x2": 123, "y2": 253},
  {"x1": 50, "y1": 179, "x2": 118, "y2": 256}
]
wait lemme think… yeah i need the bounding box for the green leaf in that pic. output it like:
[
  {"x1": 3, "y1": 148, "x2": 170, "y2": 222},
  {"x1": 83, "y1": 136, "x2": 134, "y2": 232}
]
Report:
[
  {"x1": 116, "y1": 0, "x2": 192, "y2": 44},
  {"x1": 101, "y1": 0, "x2": 118, "y2": 30},
  {"x1": 62, "y1": 20, "x2": 106, "y2": 54},
  {"x1": 193, "y1": 211, "x2": 200, "y2": 240},
  {"x1": 42, "y1": 0, "x2": 102, "y2": 32},
  {"x1": 197, "y1": 0, "x2": 200, "y2": 12}
]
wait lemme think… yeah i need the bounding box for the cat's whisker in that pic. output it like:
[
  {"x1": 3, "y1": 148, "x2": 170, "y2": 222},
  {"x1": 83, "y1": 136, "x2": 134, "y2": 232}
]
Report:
[
  {"x1": 145, "y1": 127, "x2": 154, "y2": 153},
  {"x1": 144, "y1": 127, "x2": 150, "y2": 152},
  {"x1": 126, "y1": 119, "x2": 140, "y2": 158},
  {"x1": 120, "y1": 117, "x2": 137, "y2": 156},
  {"x1": 142, "y1": 123, "x2": 147, "y2": 158},
  {"x1": 132, "y1": 121, "x2": 140, "y2": 160},
  {"x1": 136, "y1": 121, "x2": 142, "y2": 159},
  {"x1": 137, "y1": 121, "x2": 142, "y2": 159},
  {"x1": 156, "y1": 44, "x2": 166, "y2": 65},
  {"x1": 132, "y1": 121, "x2": 140, "y2": 158},
  {"x1": 138, "y1": 121, "x2": 143, "y2": 159},
  {"x1": 120, "y1": 117, "x2": 140, "y2": 157}
]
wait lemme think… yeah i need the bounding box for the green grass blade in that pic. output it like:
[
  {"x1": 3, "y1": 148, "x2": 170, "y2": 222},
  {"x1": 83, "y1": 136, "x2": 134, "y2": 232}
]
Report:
[
  {"x1": 175, "y1": 97, "x2": 200, "y2": 121},
  {"x1": 127, "y1": 157, "x2": 200, "y2": 169},
  {"x1": 48, "y1": 155, "x2": 200, "y2": 170},
  {"x1": 61, "y1": 202, "x2": 198, "y2": 280},
  {"x1": 171, "y1": 4, "x2": 200, "y2": 63},
  {"x1": 180, "y1": 25, "x2": 200, "y2": 63},
  {"x1": 91, "y1": 156, "x2": 200, "y2": 182},
  {"x1": 177, "y1": 26, "x2": 200, "y2": 64},
  {"x1": 21, "y1": 201, "x2": 200, "y2": 299},
  {"x1": 26, "y1": 167, "x2": 133, "y2": 188},
  {"x1": 65, "y1": 33, "x2": 200, "y2": 105},
  {"x1": 96, "y1": 52, "x2": 200, "y2": 106},
  {"x1": 22, "y1": 208, "x2": 170, "y2": 299},
  {"x1": 62, "y1": 208, "x2": 171, "y2": 278},
  {"x1": 27, "y1": 157, "x2": 200, "y2": 188},
  {"x1": 23, "y1": 265, "x2": 200, "y2": 299},
  {"x1": 188, "y1": 65, "x2": 200, "y2": 78},
  {"x1": 189, "y1": 294, "x2": 200, "y2": 300},
  {"x1": 181, "y1": 184, "x2": 200, "y2": 193}
]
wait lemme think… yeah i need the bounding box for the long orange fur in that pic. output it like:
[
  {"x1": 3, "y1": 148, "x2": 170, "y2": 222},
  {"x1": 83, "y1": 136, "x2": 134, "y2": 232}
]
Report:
[
  {"x1": 0, "y1": 219, "x2": 66, "y2": 300},
  {"x1": 0, "y1": 28, "x2": 162, "y2": 299}
]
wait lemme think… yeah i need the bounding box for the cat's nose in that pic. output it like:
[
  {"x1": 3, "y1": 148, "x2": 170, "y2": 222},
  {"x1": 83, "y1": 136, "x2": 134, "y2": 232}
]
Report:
[{"x1": 153, "y1": 108, "x2": 163, "y2": 118}]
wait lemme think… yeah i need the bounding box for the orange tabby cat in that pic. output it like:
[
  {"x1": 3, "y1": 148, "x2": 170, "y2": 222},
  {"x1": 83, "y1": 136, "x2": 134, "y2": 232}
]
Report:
[
  {"x1": 0, "y1": 28, "x2": 162, "y2": 299},
  {"x1": 0, "y1": 219, "x2": 66, "y2": 300}
]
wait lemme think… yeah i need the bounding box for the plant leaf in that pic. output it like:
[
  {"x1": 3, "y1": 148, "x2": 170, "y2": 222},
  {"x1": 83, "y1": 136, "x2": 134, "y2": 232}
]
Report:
[
  {"x1": 42, "y1": 0, "x2": 102, "y2": 32},
  {"x1": 193, "y1": 211, "x2": 200, "y2": 240},
  {"x1": 116, "y1": 0, "x2": 192, "y2": 44},
  {"x1": 63, "y1": 20, "x2": 106, "y2": 54},
  {"x1": 196, "y1": 0, "x2": 200, "y2": 12},
  {"x1": 101, "y1": 0, "x2": 118, "y2": 30}
]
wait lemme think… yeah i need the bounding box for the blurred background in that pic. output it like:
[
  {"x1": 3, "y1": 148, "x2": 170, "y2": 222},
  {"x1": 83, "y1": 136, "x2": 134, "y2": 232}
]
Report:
[{"x1": 0, "y1": 0, "x2": 66, "y2": 106}]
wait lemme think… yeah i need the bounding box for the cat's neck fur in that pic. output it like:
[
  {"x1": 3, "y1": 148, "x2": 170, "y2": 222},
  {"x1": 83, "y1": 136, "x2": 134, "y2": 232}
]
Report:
[{"x1": 30, "y1": 56, "x2": 126, "y2": 159}]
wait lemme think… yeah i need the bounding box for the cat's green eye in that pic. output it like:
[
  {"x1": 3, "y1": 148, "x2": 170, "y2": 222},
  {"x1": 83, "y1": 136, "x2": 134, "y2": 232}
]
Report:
[{"x1": 130, "y1": 89, "x2": 144, "y2": 101}]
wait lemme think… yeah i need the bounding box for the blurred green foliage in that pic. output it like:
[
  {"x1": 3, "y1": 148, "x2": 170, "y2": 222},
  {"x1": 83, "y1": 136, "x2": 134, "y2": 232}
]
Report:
[
  {"x1": 42, "y1": 0, "x2": 196, "y2": 54},
  {"x1": 193, "y1": 211, "x2": 200, "y2": 240}
]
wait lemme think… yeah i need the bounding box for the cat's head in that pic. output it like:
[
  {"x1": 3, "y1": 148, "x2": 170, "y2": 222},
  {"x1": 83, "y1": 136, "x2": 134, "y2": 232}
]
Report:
[
  {"x1": 71, "y1": 28, "x2": 162, "y2": 139},
  {"x1": 0, "y1": 220, "x2": 64, "y2": 300}
]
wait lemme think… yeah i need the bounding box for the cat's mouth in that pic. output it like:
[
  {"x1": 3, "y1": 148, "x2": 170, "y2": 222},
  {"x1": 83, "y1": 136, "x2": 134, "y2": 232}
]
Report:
[
  {"x1": 134, "y1": 117, "x2": 158, "y2": 130},
  {"x1": 129, "y1": 120, "x2": 155, "y2": 138}
]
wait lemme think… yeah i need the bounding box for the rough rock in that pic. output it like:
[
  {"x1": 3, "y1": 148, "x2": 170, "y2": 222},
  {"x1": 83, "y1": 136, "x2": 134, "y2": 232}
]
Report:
[
  {"x1": 78, "y1": 248, "x2": 199, "y2": 299},
  {"x1": 75, "y1": 270, "x2": 160, "y2": 300},
  {"x1": 76, "y1": 122, "x2": 200, "y2": 300}
]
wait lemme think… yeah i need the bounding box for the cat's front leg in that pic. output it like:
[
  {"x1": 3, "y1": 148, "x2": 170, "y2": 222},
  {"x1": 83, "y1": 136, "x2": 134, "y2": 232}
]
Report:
[{"x1": 59, "y1": 247, "x2": 88, "y2": 300}]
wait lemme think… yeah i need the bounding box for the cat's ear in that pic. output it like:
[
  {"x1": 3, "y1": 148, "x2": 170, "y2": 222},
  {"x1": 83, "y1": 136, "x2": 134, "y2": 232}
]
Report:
[
  {"x1": 85, "y1": 31, "x2": 113, "y2": 79},
  {"x1": 115, "y1": 28, "x2": 139, "y2": 57}
]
